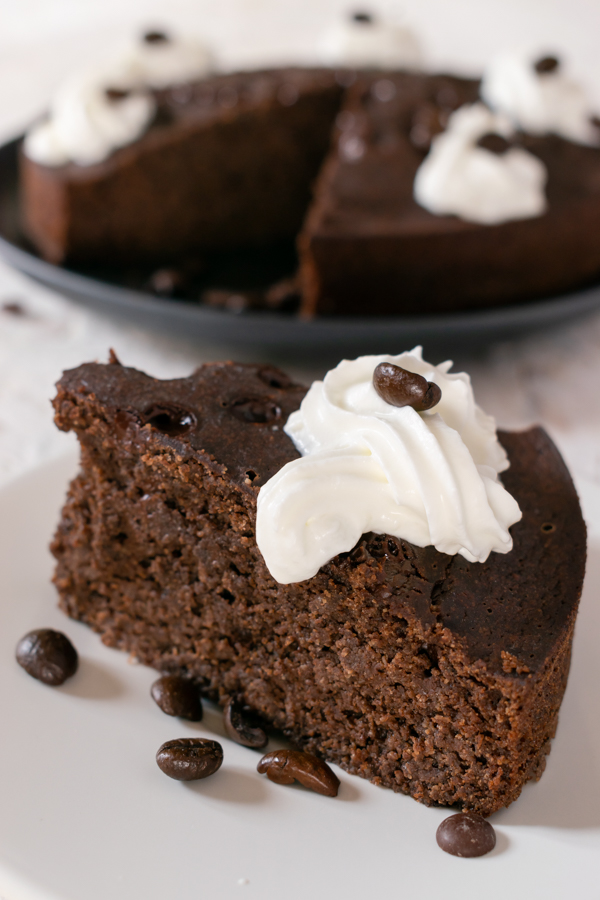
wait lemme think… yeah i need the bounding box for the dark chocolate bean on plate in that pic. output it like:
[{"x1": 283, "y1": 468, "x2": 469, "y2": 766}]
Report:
[
  {"x1": 224, "y1": 697, "x2": 268, "y2": 748},
  {"x1": 144, "y1": 30, "x2": 170, "y2": 44},
  {"x1": 257, "y1": 749, "x2": 340, "y2": 796},
  {"x1": 16, "y1": 628, "x2": 78, "y2": 686},
  {"x1": 436, "y1": 812, "x2": 497, "y2": 857},
  {"x1": 151, "y1": 675, "x2": 203, "y2": 721},
  {"x1": 156, "y1": 738, "x2": 223, "y2": 781}
]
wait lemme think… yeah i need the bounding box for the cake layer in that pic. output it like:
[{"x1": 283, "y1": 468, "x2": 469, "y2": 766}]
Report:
[
  {"x1": 20, "y1": 69, "x2": 342, "y2": 264},
  {"x1": 298, "y1": 72, "x2": 600, "y2": 315},
  {"x1": 51, "y1": 361, "x2": 586, "y2": 814}
]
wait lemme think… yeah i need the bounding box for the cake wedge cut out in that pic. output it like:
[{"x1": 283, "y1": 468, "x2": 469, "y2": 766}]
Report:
[{"x1": 51, "y1": 357, "x2": 586, "y2": 815}]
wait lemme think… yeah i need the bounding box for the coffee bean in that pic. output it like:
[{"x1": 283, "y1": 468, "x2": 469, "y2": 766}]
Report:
[
  {"x1": 534, "y1": 55, "x2": 560, "y2": 74},
  {"x1": 151, "y1": 675, "x2": 203, "y2": 721},
  {"x1": 144, "y1": 30, "x2": 170, "y2": 44},
  {"x1": 105, "y1": 87, "x2": 130, "y2": 102},
  {"x1": 257, "y1": 749, "x2": 340, "y2": 796},
  {"x1": 477, "y1": 132, "x2": 511, "y2": 155},
  {"x1": 224, "y1": 698, "x2": 268, "y2": 748},
  {"x1": 156, "y1": 738, "x2": 223, "y2": 781},
  {"x1": 436, "y1": 813, "x2": 496, "y2": 857},
  {"x1": 16, "y1": 629, "x2": 78, "y2": 686},
  {"x1": 352, "y1": 11, "x2": 373, "y2": 24},
  {"x1": 373, "y1": 362, "x2": 442, "y2": 411}
]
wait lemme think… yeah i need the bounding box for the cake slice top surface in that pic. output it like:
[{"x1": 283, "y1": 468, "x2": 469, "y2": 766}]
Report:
[
  {"x1": 56, "y1": 360, "x2": 306, "y2": 490},
  {"x1": 54, "y1": 359, "x2": 586, "y2": 677}
]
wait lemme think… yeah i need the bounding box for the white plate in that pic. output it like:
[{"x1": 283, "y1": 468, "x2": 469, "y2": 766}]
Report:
[{"x1": 0, "y1": 452, "x2": 599, "y2": 900}]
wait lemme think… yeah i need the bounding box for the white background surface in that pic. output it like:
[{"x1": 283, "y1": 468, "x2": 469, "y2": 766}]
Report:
[{"x1": 0, "y1": 2, "x2": 600, "y2": 896}]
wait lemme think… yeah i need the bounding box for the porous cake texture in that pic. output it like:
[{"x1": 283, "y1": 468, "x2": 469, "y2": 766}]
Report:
[{"x1": 51, "y1": 360, "x2": 586, "y2": 815}]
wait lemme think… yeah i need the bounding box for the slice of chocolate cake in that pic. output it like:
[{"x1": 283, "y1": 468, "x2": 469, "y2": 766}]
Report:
[
  {"x1": 298, "y1": 71, "x2": 600, "y2": 315},
  {"x1": 21, "y1": 68, "x2": 342, "y2": 264},
  {"x1": 50, "y1": 357, "x2": 585, "y2": 815}
]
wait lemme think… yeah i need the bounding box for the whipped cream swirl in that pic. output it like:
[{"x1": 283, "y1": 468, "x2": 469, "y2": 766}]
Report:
[
  {"x1": 481, "y1": 51, "x2": 598, "y2": 146},
  {"x1": 256, "y1": 350, "x2": 521, "y2": 584},
  {"x1": 413, "y1": 103, "x2": 547, "y2": 225},
  {"x1": 24, "y1": 30, "x2": 214, "y2": 167},
  {"x1": 319, "y1": 13, "x2": 421, "y2": 70}
]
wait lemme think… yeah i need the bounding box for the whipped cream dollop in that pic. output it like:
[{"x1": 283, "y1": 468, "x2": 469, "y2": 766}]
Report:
[
  {"x1": 256, "y1": 350, "x2": 522, "y2": 584},
  {"x1": 481, "y1": 51, "x2": 598, "y2": 146},
  {"x1": 24, "y1": 30, "x2": 214, "y2": 167},
  {"x1": 413, "y1": 103, "x2": 547, "y2": 225},
  {"x1": 319, "y1": 12, "x2": 421, "y2": 70}
]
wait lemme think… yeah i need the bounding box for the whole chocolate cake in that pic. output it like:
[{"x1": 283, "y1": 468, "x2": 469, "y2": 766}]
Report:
[{"x1": 50, "y1": 354, "x2": 586, "y2": 815}]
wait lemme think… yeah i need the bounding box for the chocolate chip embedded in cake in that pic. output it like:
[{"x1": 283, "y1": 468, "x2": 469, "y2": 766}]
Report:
[{"x1": 50, "y1": 359, "x2": 585, "y2": 815}]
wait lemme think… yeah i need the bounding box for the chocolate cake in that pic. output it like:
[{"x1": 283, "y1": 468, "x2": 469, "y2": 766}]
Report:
[
  {"x1": 20, "y1": 46, "x2": 600, "y2": 314},
  {"x1": 298, "y1": 71, "x2": 600, "y2": 315},
  {"x1": 50, "y1": 358, "x2": 586, "y2": 815},
  {"x1": 20, "y1": 68, "x2": 342, "y2": 264}
]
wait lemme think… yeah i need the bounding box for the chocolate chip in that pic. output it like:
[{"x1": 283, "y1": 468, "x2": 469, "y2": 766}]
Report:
[
  {"x1": 228, "y1": 398, "x2": 281, "y2": 424},
  {"x1": 409, "y1": 103, "x2": 448, "y2": 151},
  {"x1": 436, "y1": 813, "x2": 496, "y2": 857},
  {"x1": 257, "y1": 749, "x2": 340, "y2": 796},
  {"x1": 108, "y1": 348, "x2": 121, "y2": 365},
  {"x1": 373, "y1": 362, "x2": 442, "y2": 411},
  {"x1": 256, "y1": 365, "x2": 294, "y2": 390},
  {"x1": 16, "y1": 629, "x2": 78, "y2": 686},
  {"x1": 156, "y1": 738, "x2": 223, "y2": 781},
  {"x1": 352, "y1": 11, "x2": 373, "y2": 23},
  {"x1": 147, "y1": 267, "x2": 187, "y2": 298},
  {"x1": 142, "y1": 403, "x2": 196, "y2": 436},
  {"x1": 477, "y1": 132, "x2": 511, "y2": 155},
  {"x1": 105, "y1": 87, "x2": 130, "y2": 102},
  {"x1": 151, "y1": 675, "x2": 203, "y2": 721},
  {"x1": 224, "y1": 697, "x2": 268, "y2": 748},
  {"x1": 534, "y1": 55, "x2": 560, "y2": 74},
  {"x1": 144, "y1": 30, "x2": 170, "y2": 44}
]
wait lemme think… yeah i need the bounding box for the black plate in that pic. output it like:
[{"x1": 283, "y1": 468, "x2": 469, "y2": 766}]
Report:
[{"x1": 2, "y1": 136, "x2": 600, "y2": 357}]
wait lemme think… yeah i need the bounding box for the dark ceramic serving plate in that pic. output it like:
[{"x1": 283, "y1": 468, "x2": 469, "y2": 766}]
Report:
[{"x1": 2, "y1": 136, "x2": 600, "y2": 356}]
